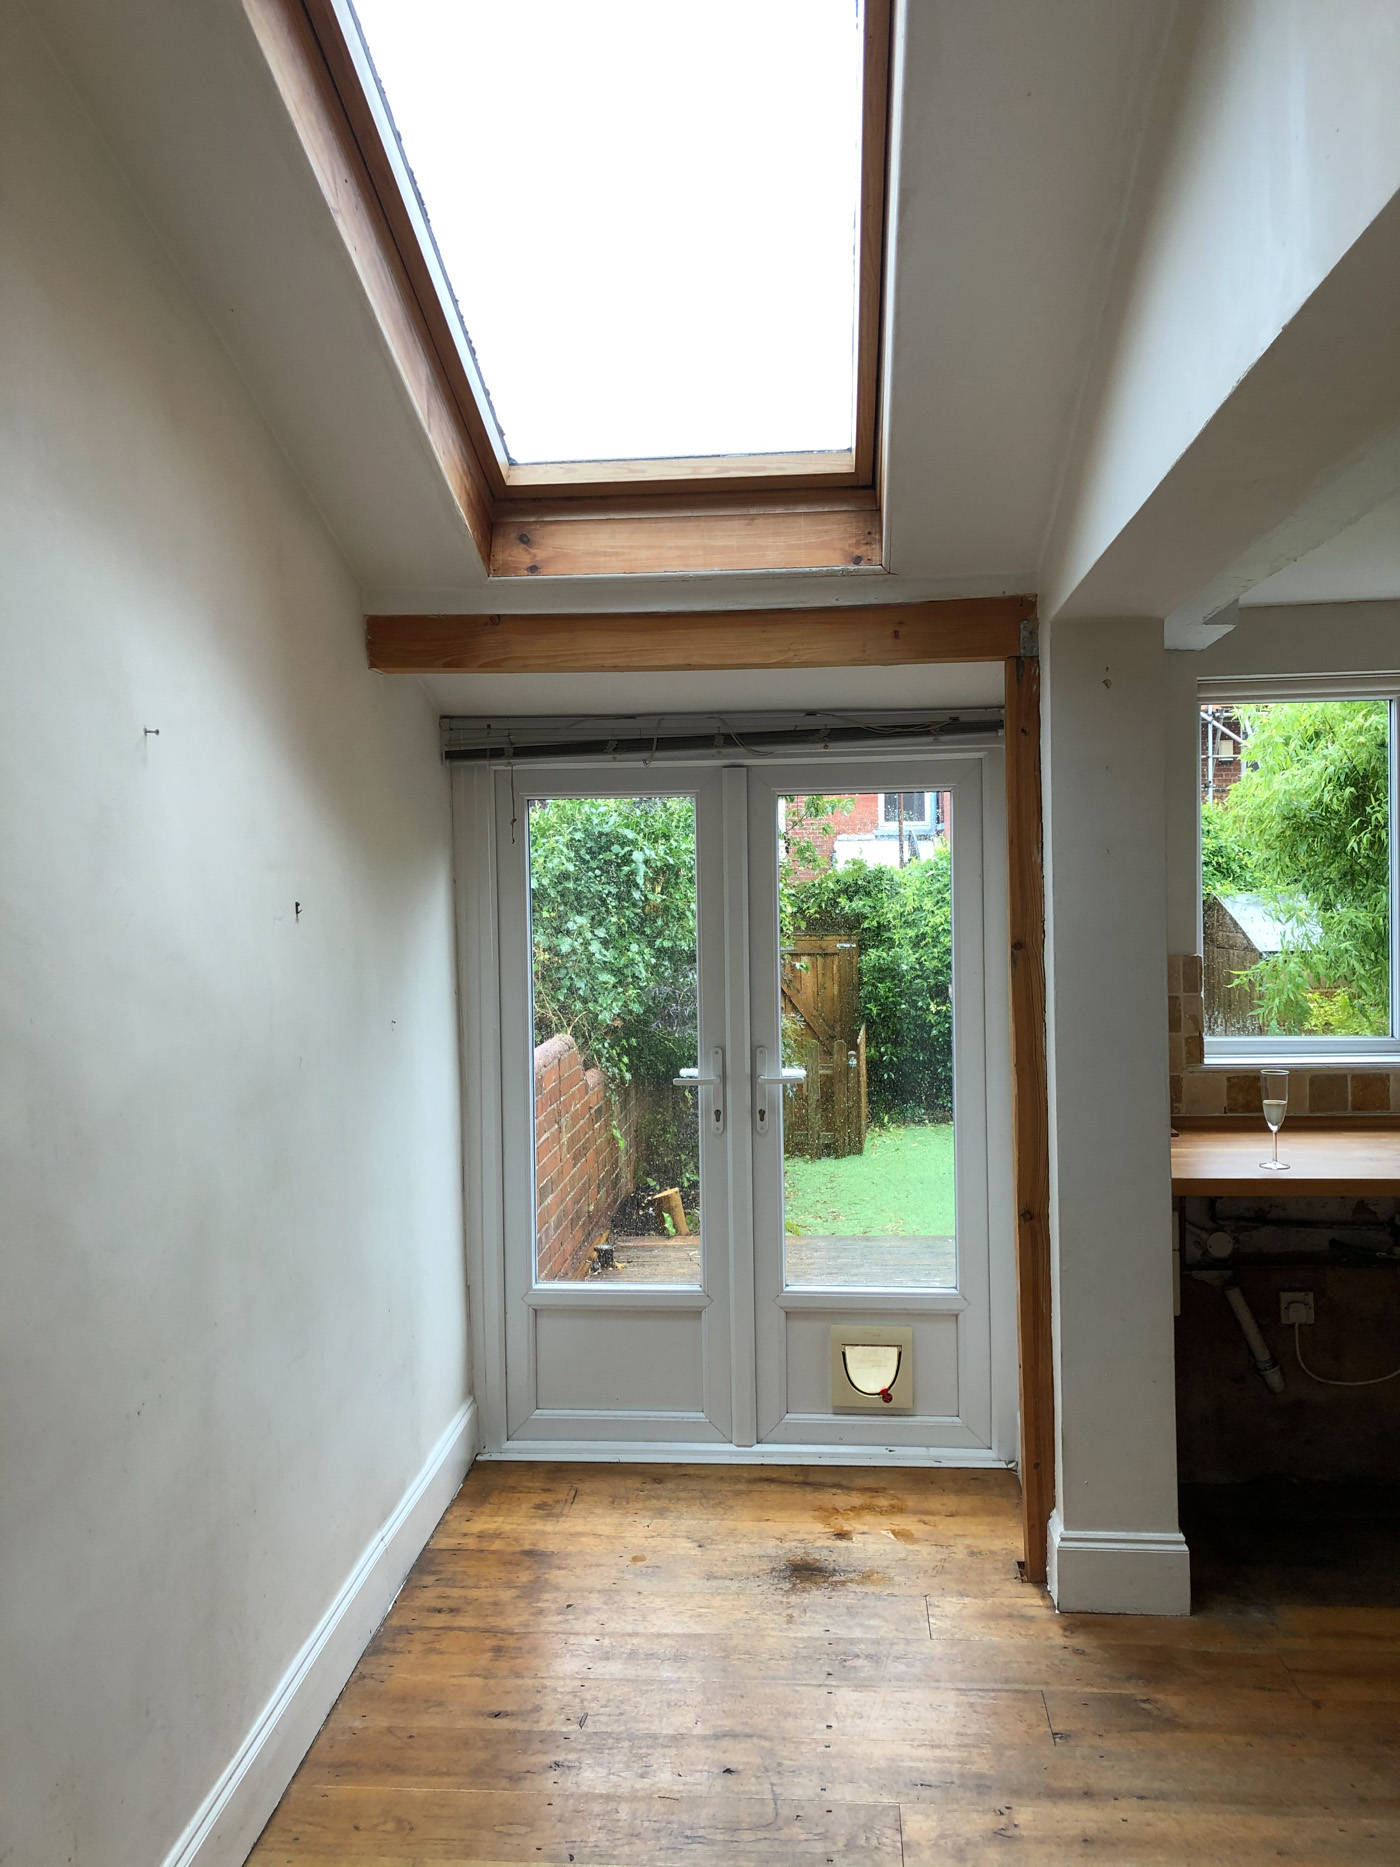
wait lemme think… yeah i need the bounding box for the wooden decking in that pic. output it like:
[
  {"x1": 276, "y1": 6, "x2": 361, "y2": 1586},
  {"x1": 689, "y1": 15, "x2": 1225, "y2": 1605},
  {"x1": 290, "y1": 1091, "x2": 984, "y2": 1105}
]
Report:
[
  {"x1": 248, "y1": 1464, "x2": 1400, "y2": 1864},
  {"x1": 588, "y1": 1234, "x2": 957, "y2": 1288}
]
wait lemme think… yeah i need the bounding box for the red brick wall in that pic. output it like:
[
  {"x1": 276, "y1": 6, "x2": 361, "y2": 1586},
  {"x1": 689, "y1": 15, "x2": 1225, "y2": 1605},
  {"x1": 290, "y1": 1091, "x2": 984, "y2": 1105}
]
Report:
[
  {"x1": 786, "y1": 791, "x2": 951, "y2": 875},
  {"x1": 789, "y1": 793, "x2": 880, "y2": 871},
  {"x1": 533, "y1": 1034, "x2": 636, "y2": 1280},
  {"x1": 1200, "y1": 708, "x2": 1247, "y2": 805}
]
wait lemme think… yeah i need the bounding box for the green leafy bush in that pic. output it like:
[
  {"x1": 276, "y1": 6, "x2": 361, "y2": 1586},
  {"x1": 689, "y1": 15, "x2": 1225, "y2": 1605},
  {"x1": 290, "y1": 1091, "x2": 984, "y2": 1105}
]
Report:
[
  {"x1": 528, "y1": 794, "x2": 955, "y2": 1136},
  {"x1": 1206, "y1": 701, "x2": 1390, "y2": 1034},
  {"x1": 1200, "y1": 799, "x2": 1254, "y2": 896},
  {"x1": 528, "y1": 795, "x2": 697, "y2": 1085}
]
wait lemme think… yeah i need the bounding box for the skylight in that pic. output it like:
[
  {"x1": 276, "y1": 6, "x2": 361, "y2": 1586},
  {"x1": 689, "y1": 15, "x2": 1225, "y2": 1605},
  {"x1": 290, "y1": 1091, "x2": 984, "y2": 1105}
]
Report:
[{"x1": 350, "y1": 0, "x2": 866, "y2": 468}]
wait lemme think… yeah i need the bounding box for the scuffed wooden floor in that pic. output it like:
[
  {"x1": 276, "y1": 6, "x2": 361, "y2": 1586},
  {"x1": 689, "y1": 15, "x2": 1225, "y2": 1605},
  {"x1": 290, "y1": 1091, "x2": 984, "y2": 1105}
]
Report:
[{"x1": 247, "y1": 1463, "x2": 1400, "y2": 1864}]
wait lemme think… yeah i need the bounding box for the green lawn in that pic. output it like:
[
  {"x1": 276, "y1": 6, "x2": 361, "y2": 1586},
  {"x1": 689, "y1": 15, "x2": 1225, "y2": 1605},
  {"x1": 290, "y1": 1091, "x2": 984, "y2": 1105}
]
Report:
[{"x1": 784, "y1": 1122, "x2": 955, "y2": 1237}]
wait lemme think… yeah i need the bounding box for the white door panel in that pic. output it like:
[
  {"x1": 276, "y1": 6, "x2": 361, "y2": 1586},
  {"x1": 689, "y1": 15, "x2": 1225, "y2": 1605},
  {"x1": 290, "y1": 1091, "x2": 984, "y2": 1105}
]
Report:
[
  {"x1": 782, "y1": 1310, "x2": 962, "y2": 1421},
  {"x1": 532, "y1": 1310, "x2": 706, "y2": 1412}
]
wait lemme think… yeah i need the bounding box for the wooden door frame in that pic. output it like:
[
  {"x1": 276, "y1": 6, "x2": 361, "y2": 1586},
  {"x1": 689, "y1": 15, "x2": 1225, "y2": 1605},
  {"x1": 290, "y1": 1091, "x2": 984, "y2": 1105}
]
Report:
[
  {"x1": 415, "y1": 594, "x2": 1053, "y2": 1577},
  {"x1": 1003, "y1": 655, "x2": 1053, "y2": 1582}
]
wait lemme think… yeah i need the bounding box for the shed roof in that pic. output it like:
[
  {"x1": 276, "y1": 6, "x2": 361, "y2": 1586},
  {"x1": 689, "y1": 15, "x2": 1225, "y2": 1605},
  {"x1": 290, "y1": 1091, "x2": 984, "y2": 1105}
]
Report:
[{"x1": 1211, "y1": 892, "x2": 1318, "y2": 954}]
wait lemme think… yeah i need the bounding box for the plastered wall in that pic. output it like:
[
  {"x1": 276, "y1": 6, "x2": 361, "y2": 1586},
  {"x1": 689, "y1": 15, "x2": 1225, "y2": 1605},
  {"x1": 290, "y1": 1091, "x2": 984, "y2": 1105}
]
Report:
[
  {"x1": 1046, "y1": 0, "x2": 1400, "y2": 614},
  {"x1": 0, "y1": 8, "x2": 467, "y2": 1862},
  {"x1": 1041, "y1": 618, "x2": 1188, "y2": 1612}
]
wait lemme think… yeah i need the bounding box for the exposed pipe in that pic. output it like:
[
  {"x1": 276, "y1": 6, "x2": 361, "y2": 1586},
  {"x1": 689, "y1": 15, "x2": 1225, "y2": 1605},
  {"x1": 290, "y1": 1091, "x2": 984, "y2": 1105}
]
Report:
[
  {"x1": 1198, "y1": 1196, "x2": 1400, "y2": 1246},
  {"x1": 1223, "y1": 1282, "x2": 1286, "y2": 1393}
]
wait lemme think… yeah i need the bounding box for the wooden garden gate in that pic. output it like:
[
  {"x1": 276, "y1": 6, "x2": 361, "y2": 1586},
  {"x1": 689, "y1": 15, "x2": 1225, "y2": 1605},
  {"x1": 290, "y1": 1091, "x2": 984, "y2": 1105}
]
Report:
[{"x1": 780, "y1": 934, "x2": 868, "y2": 1157}]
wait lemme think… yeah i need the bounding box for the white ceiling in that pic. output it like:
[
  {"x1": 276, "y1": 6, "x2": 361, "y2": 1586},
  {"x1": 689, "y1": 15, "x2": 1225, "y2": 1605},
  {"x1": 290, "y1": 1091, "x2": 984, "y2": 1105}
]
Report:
[
  {"x1": 1240, "y1": 490, "x2": 1400, "y2": 607},
  {"x1": 28, "y1": 0, "x2": 1176, "y2": 617}
]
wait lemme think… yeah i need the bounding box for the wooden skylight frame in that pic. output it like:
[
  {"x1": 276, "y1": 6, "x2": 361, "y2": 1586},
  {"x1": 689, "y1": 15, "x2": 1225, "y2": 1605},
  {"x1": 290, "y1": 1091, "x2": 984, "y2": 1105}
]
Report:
[{"x1": 245, "y1": 0, "x2": 893, "y2": 578}]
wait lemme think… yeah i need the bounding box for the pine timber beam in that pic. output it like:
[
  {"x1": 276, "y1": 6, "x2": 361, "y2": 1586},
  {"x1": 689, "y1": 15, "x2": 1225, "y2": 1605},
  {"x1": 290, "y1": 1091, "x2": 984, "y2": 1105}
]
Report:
[
  {"x1": 487, "y1": 498, "x2": 882, "y2": 578},
  {"x1": 366, "y1": 597, "x2": 1035, "y2": 673},
  {"x1": 1004, "y1": 652, "x2": 1054, "y2": 1584}
]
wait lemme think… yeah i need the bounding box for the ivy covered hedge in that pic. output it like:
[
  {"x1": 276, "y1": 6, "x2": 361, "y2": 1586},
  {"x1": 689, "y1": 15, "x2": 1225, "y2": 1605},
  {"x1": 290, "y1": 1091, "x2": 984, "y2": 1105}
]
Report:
[
  {"x1": 528, "y1": 795, "x2": 702, "y2": 1212},
  {"x1": 1201, "y1": 700, "x2": 1389, "y2": 1034},
  {"x1": 526, "y1": 796, "x2": 955, "y2": 1136},
  {"x1": 528, "y1": 795, "x2": 697, "y2": 1086},
  {"x1": 786, "y1": 853, "x2": 953, "y2": 1122}
]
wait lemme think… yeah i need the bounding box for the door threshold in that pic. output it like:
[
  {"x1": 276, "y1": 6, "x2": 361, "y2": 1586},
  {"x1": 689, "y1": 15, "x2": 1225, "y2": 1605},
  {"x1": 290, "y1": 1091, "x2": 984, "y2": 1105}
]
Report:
[{"x1": 480, "y1": 1441, "x2": 1013, "y2": 1468}]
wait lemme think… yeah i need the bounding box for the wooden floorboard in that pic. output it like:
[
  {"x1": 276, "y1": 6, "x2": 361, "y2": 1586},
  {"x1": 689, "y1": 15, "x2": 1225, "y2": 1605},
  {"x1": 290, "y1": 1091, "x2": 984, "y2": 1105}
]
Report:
[{"x1": 247, "y1": 1464, "x2": 1400, "y2": 1865}]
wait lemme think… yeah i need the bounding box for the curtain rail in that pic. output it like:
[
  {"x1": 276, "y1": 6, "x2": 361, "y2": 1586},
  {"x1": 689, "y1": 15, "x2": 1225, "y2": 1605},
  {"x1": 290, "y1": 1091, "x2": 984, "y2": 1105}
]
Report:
[{"x1": 441, "y1": 710, "x2": 1004, "y2": 764}]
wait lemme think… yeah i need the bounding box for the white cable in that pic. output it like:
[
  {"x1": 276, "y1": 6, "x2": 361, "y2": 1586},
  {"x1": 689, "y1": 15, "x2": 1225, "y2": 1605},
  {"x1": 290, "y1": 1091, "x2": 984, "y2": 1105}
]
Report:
[
  {"x1": 715, "y1": 718, "x2": 774, "y2": 757},
  {"x1": 1294, "y1": 1323, "x2": 1400, "y2": 1387}
]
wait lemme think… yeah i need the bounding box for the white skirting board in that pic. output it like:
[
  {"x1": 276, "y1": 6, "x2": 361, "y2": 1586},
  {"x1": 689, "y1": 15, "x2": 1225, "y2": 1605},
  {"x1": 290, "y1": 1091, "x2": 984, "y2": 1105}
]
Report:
[
  {"x1": 160, "y1": 1398, "x2": 477, "y2": 1867},
  {"x1": 1046, "y1": 1509, "x2": 1191, "y2": 1616}
]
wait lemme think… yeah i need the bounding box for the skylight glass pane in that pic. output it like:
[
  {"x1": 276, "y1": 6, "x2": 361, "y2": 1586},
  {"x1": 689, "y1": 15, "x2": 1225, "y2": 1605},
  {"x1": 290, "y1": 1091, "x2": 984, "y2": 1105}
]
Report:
[{"x1": 350, "y1": 0, "x2": 865, "y2": 466}]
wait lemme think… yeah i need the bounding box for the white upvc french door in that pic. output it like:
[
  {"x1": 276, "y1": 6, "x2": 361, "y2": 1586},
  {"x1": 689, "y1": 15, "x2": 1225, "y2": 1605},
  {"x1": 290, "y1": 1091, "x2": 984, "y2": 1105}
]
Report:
[
  {"x1": 495, "y1": 765, "x2": 735, "y2": 1449},
  {"x1": 457, "y1": 747, "x2": 1015, "y2": 1464},
  {"x1": 746, "y1": 757, "x2": 998, "y2": 1454}
]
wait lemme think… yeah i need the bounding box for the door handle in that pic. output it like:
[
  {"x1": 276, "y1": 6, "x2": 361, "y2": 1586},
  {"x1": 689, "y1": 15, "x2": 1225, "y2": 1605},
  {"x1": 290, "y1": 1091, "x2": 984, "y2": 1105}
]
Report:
[
  {"x1": 673, "y1": 1047, "x2": 725, "y2": 1135},
  {"x1": 754, "y1": 1046, "x2": 806, "y2": 1136}
]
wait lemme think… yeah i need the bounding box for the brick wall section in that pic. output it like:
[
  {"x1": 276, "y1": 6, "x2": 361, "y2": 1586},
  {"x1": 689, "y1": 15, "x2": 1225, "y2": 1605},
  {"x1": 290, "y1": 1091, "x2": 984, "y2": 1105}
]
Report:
[
  {"x1": 787, "y1": 791, "x2": 955, "y2": 877},
  {"x1": 534, "y1": 1033, "x2": 636, "y2": 1280},
  {"x1": 1168, "y1": 953, "x2": 1400, "y2": 1116},
  {"x1": 790, "y1": 792, "x2": 881, "y2": 871}
]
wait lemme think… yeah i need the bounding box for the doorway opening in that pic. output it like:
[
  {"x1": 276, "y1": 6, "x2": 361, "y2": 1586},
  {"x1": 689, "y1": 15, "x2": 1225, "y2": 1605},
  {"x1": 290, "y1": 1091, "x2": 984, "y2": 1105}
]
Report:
[{"x1": 456, "y1": 730, "x2": 1016, "y2": 1466}]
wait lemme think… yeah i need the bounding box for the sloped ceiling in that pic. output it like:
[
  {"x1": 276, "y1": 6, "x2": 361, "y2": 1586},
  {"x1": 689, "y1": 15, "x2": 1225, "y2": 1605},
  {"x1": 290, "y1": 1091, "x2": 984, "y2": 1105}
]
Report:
[
  {"x1": 880, "y1": 1, "x2": 1170, "y2": 588},
  {"x1": 31, "y1": 0, "x2": 1175, "y2": 614}
]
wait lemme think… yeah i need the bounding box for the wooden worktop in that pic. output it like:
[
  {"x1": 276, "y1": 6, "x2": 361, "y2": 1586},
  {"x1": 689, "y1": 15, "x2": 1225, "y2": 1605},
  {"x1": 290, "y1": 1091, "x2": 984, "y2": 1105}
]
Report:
[{"x1": 1172, "y1": 1123, "x2": 1400, "y2": 1195}]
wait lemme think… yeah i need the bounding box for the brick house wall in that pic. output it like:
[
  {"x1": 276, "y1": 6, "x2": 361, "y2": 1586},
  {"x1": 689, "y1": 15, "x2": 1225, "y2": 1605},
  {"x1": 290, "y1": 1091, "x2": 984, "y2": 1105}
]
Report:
[
  {"x1": 533, "y1": 1033, "x2": 637, "y2": 1280},
  {"x1": 797, "y1": 792, "x2": 880, "y2": 870},
  {"x1": 786, "y1": 791, "x2": 950, "y2": 877},
  {"x1": 1199, "y1": 706, "x2": 1248, "y2": 805}
]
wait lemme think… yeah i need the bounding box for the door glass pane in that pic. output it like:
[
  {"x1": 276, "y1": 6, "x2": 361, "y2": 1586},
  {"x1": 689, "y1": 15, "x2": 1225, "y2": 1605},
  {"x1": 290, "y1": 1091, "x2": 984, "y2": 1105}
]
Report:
[
  {"x1": 777, "y1": 790, "x2": 955, "y2": 1290},
  {"x1": 1200, "y1": 700, "x2": 1392, "y2": 1036},
  {"x1": 528, "y1": 795, "x2": 701, "y2": 1286}
]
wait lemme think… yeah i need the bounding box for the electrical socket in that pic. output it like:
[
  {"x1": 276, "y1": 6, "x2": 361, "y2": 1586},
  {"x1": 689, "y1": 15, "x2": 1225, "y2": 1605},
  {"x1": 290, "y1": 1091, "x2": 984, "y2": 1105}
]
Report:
[{"x1": 1280, "y1": 1290, "x2": 1315, "y2": 1326}]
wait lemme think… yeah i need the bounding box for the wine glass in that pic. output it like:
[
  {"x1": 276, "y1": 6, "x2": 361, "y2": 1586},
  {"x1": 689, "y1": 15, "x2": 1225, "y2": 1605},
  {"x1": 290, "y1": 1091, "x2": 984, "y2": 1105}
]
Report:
[{"x1": 1260, "y1": 1069, "x2": 1290, "y2": 1171}]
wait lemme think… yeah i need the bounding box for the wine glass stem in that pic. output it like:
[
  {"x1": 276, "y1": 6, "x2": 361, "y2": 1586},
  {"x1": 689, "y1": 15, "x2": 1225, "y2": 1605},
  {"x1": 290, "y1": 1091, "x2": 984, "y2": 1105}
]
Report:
[{"x1": 1272, "y1": 1128, "x2": 1279, "y2": 1165}]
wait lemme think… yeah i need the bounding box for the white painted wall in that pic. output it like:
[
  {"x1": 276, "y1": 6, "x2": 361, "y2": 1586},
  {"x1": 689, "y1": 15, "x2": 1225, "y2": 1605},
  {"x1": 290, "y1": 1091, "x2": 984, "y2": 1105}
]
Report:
[
  {"x1": 1165, "y1": 602, "x2": 1400, "y2": 952},
  {"x1": 0, "y1": 8, "x2": 468, "y2": 1863},
  {"x1": 1045, "y1": 0, "x2": 1400, "y2": 619},
  {"x1": 1041, "y1": 620, "x2": 1189, "y2": 1612},
  {"x1": 418, "y1": 661, "x2": 1007, "y2": 716}
]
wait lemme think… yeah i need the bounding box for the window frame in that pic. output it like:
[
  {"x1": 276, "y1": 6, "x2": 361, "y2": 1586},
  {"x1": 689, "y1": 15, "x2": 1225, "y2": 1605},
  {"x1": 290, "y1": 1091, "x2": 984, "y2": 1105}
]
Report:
[
  {"x1": 1197, "y1": 673, "x2": 1400, "y2": 1065},
  {"x1": 880, "y1": 790, "x2": 931, "y2": 827},
  {"x1": 250, "y1": 0, "x2": 893, "y2": 578}
]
